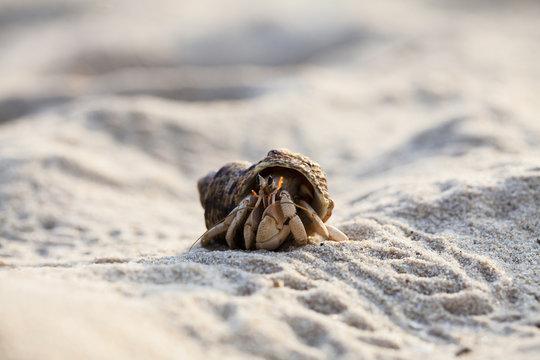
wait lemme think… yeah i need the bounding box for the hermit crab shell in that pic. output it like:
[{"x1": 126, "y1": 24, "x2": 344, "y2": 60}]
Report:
[{"x1": 197, "y1": 149, "x2": 334, "y2": 230}]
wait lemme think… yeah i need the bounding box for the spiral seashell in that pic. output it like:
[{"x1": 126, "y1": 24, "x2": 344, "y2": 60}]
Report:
[{"x1": 197, "y1": 149, "x2": 334, "y2": 231}]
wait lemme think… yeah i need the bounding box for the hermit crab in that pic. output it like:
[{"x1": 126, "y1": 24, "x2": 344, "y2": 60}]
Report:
[{"x1": 196, "y1": 149, "x2": 348, "y2": 250}]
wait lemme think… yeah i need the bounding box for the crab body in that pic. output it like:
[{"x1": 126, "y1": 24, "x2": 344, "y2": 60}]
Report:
[{"x1": 197, "y1": 149, "x2": 347, "y2": 250}]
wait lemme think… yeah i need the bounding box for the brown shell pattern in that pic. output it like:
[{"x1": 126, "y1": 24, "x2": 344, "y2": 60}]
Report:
[{"x1": 197, "y1": 149, "x2": 334, "y2": 230}]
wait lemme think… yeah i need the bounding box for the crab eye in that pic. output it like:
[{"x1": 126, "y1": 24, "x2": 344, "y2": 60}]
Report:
[{"x1": 267, "y1": 176, "x2": 273, "y2": 186}]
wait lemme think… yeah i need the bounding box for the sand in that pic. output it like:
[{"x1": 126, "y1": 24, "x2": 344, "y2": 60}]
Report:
[{"x1": 1, "y1": 0, "x2": 539, "y2": 359}]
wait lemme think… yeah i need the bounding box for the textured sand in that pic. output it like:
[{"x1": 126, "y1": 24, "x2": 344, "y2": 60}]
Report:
[{"x1": 1, "y1": 1, "x2": 539, "y2": 359}]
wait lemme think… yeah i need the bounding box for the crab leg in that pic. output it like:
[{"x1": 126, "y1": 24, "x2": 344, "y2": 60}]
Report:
[
  {"x1": 200, "y1": 194, "x2": 253, "y2": 248},
  {"x1": 297, "y1": 199, "x2": 329, "y2": 238},
  {"x1": 199, "y1": 222, "x2": 229, "y2": 247},
  {"x1": 244, "y1": 194, "x2": 264, "y2": 249},
  {"x1": 224, "y1": 194, "x2": 256, "y2": 248},
  {"x1": 289, "y1": 215, "x2": 308, "y2": 245},
  {"x1": 325, "y1": 225, "x2": 349, "y2": 242},
  {"x1": 297, "y1": 199, "x2": 348, "y2": 242}
]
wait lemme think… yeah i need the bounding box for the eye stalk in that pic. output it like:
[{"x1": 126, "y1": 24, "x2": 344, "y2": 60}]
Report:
[
  {"x1": 255, "y1": 174, "x2": 282, "y2": 194},
  {"x1": 256, "y1": 174, "x2": 265, "y2": 188}
]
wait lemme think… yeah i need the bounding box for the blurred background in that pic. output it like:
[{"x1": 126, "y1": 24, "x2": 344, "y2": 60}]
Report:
[{"x1": 1, "y1": 0, "x2": 539, "y2": 123}]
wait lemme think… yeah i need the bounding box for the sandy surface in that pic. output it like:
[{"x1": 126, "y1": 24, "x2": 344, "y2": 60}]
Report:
[{"x1": 1, "y1": 0, "x2": 540, "y2": 359}]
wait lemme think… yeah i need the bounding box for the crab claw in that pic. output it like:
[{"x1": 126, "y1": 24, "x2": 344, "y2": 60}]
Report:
[
  {"x1": 255, "y1": 190, "x2": 309, "y2": 250},
  {"x1": 255, "y1": 204, "x2": 287, "y2": 250},
  {"x1": 256, "y1": 224, "x2": 290, "y2": 250}
]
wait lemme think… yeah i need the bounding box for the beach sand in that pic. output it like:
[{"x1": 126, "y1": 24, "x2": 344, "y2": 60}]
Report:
[{"x1": 0, "y1": 0, "x2": 539, "y2": 359}]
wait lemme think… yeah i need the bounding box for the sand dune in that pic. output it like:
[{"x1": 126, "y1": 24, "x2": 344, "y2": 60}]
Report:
[{"x1": 1, "y1": 1, "x2": 539, "y2": 359}]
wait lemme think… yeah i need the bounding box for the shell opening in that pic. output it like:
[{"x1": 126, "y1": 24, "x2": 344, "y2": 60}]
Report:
[{"x1": 257, "y1": 166, "x2": 326, "y2": 219}]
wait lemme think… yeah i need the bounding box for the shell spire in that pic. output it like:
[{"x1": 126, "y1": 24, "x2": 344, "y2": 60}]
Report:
[{"x1": 197, "y1": 160, "x2": 250, "y2": 229}]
